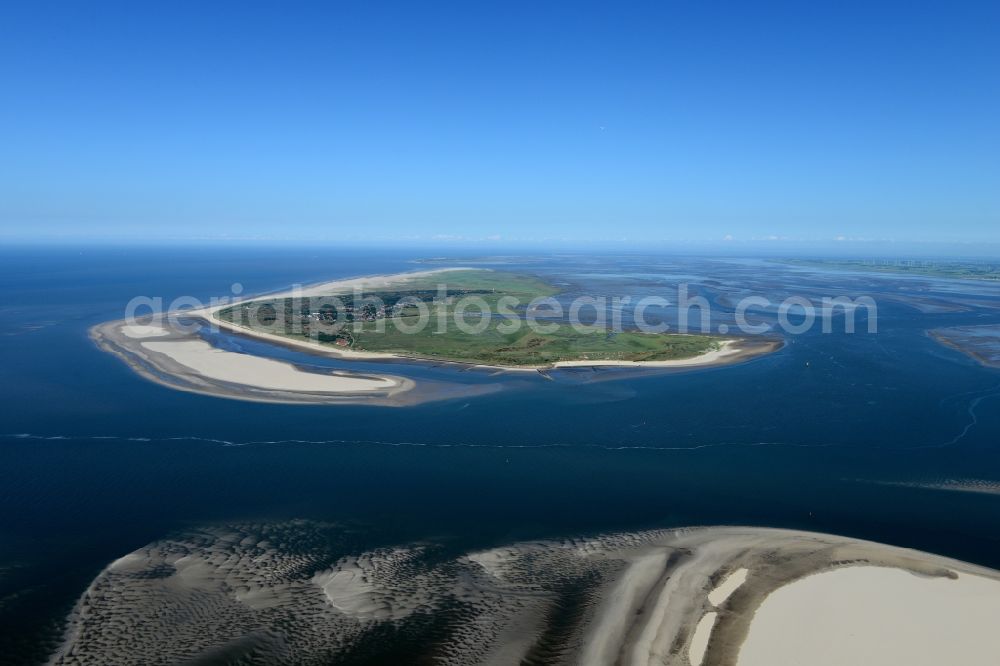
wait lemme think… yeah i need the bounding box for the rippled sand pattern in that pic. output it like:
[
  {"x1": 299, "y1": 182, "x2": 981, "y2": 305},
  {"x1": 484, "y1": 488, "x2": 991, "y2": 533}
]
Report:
[{"x1": 49, "y1": 524, "x2": 1000, "y2": 665}]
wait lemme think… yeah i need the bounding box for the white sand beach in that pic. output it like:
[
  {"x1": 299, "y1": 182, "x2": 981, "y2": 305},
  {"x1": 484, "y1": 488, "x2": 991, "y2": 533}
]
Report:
[
  {"x1": 189, "y1": 267, "x2": 470, "y2": 320},
  {"x1": 736, "y1": 566, "x2": 1000, "y2": 666},
  {"x1": 281, "y1": 267, "x2": 471, "y2": 299},
  {"x1": 550, "y1": 340, "x2": 743, "y2": 368},
  {"x1": 140, "y1": 340, "x2": 397, "y2": 393}
]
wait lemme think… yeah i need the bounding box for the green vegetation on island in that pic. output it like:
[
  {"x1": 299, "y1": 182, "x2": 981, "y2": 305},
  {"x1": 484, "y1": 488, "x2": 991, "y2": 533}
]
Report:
[{"x1": 216, "y1": 270, "x2": 720, "y2": 366}]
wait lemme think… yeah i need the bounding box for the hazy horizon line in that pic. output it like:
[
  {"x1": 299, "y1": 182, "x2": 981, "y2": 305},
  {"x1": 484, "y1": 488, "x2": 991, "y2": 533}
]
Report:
[{"x1": 4, "y1": 237, "x2": 1000, "y2": 260}]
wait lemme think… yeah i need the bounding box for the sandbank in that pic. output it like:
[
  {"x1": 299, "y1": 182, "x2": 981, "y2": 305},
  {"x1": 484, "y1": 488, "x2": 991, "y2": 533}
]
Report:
[
  {"x1": 737, "y1": 565, "x2": 1000, "y2": 666},
  {"x1": 88, "y1": 317, "x2": 461, "y2": 406},
  {"x1": 578, "y1": 526, "x2": 1000, "y2": 666},
  {"x1": 50, "y1": 524, "x2": 1000, "y2": 665},
  {"x1": 140, "y1": 340, "x2": 395, "y2": 392}
]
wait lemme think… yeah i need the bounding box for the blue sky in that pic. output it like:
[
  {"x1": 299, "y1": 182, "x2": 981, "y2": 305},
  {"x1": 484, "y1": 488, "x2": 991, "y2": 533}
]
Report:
[{"x1": 1, "y1": 1, "x2": 998, "y2": 247}]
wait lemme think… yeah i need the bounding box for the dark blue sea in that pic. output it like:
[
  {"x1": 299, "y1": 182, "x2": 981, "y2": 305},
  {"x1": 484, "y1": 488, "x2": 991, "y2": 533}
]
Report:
[{"x1": 2, "y1": 246, "x2": 1000, "y2": 663}]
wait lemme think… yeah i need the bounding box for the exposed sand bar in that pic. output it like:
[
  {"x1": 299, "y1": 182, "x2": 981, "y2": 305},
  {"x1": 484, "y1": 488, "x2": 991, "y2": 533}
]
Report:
[
  {"x1": 51, "y1": 524, "x2": 1000, "y2": 665},
  {"x1": 737, "y1": 566, "x2": 1000, "y2": 666},
  {"x1": 141, "y1": 340, "x2": 396, "y2": 392},
  {"x1": 930, "y1": 325, "x2": 1000, "y2": 368},
  {"x1": 688, "y1": 612, "x2": 717, "y2": 666},
  {"x1": 89, "y1": 317, "x2": 493, "y2": 406},
  {"x1": 578, "y1": 526, "x2": 1000, "y2": 666},
  {"x1": 707, "y1": 567, "x2": 747, "y2": 606}
]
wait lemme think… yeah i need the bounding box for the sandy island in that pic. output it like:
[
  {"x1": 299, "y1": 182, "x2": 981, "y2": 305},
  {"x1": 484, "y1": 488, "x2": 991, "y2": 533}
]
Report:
[
  {"x1": 92, "y1": 268, "x2": 781, "y2": 405},
  {"x1": 50, "y1": 524, "x2": 1000, "y2": 665}
]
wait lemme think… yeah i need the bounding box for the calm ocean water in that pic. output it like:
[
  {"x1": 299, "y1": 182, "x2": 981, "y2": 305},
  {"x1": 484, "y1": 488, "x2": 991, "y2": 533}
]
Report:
[{"x1": 2, "y1": 246, "x2": 1000, "y2": 663}]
